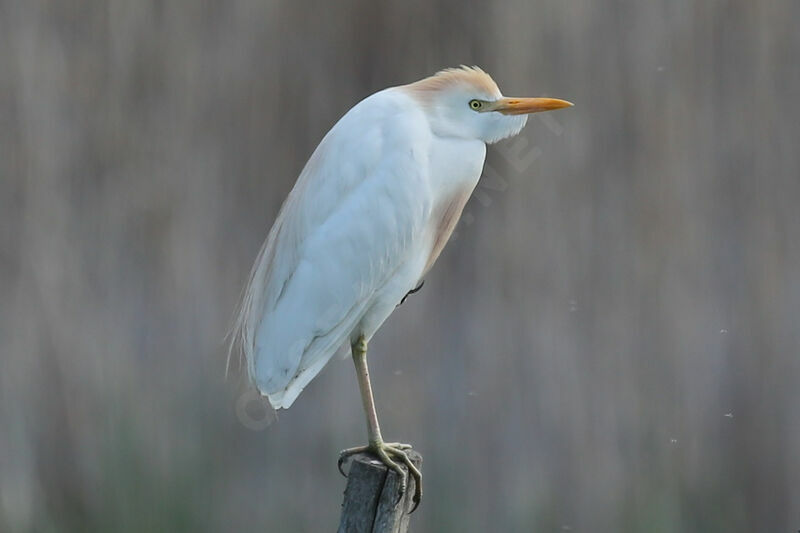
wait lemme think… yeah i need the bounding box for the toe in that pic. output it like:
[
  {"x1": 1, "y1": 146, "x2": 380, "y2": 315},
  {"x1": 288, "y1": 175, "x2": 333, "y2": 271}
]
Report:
[
  {"x1": 394, "y1": 451, "x2": 422, "y2": 512},
  {"x1": 337, "y1": 446, "x2": 368, "y2": 477},
  {"x1": 375, "y1": 447, "x2": 408, "y2": 500}
]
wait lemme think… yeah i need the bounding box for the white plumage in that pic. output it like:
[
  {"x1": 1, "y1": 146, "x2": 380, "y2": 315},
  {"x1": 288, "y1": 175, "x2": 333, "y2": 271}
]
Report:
[{"x1": 229, "y1": 66, "x2": 572, "y2": 410}]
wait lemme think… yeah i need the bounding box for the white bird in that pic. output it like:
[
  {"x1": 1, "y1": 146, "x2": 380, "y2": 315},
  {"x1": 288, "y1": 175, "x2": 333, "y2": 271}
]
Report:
[{"x1": 229, "y1": 66, "x2": 572, "y2": 507}]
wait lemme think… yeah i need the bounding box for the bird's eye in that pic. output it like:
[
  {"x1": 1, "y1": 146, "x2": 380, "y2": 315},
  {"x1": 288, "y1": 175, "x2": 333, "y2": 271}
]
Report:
[{"x1": 469, "y1": 99, "x2": 483, "y2": 111}]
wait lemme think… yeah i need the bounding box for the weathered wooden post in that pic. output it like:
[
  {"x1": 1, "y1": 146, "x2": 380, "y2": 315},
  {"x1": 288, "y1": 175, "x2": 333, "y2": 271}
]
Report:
[{"x1": 338, "y1": 450, "x2": 422, "y2": 533}]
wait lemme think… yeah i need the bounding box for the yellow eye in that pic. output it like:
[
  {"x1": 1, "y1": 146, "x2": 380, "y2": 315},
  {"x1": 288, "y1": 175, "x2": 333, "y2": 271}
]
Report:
[{"x1": 469, "y1": 99, "x2": 483, "y2": 110}]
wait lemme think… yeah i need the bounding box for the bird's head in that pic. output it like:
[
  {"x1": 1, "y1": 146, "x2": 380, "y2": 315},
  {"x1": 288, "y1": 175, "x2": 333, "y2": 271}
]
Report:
[{"x1": 403, "y1": 66, "x2": 572, "y2": 144}]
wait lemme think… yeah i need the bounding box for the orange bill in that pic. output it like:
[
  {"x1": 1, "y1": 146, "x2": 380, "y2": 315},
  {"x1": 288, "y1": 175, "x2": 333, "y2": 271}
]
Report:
[{"x1": 492, "y1": 97, "x2": 574, "y2": 115}]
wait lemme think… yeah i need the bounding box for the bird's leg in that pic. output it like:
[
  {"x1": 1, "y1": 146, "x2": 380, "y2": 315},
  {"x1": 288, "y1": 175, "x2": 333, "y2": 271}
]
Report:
[{"x1": 338, "y1": 334, "x2": 422, "y2": 510}]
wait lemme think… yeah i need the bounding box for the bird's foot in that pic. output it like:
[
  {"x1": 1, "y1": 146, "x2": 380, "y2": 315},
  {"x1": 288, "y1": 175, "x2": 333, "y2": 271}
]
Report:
[{"x1": 338, "y1": 441, "x2": 422, "y2": 512}]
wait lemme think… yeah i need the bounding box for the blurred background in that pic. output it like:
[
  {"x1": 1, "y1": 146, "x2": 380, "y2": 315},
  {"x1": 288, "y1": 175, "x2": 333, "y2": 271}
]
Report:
[{"x1": 2, "y1": 1, "x2": 799, "y2": 531}]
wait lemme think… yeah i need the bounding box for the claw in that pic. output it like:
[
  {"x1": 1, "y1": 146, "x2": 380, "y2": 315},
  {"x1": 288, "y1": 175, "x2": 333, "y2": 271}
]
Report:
[
  {"x1": 398, "y1": 280, "x2": 424, "y2": 306},
  {"x1": 337, "y1": 455, "x2": 348, "y2": 477},
  {"x1": 338, "y1": 442, "x2": 422, "y2": 511}
]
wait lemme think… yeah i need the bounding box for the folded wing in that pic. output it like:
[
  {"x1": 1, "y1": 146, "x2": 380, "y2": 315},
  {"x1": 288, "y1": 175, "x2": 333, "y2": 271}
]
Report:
[{"x1": 229, "y1": 90, "x2": 431, "y2": 408}]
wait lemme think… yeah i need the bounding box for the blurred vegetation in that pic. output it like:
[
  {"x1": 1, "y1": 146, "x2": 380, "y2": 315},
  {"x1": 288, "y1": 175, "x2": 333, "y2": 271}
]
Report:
[{"x1": 2, "y1": 0, "x2": 799, "y2": 531}]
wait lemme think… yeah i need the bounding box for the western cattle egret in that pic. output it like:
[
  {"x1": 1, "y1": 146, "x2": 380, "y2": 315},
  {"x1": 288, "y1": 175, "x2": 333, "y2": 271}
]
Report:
[{"x1": 230, "y1": 66, "x2": 572, "y2": 508}]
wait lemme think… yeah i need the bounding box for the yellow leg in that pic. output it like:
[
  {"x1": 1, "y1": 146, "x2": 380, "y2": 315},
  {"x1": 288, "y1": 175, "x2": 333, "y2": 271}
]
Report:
[{"x1": 338, "y1": 334, "x2": 422, "y2": 511}]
